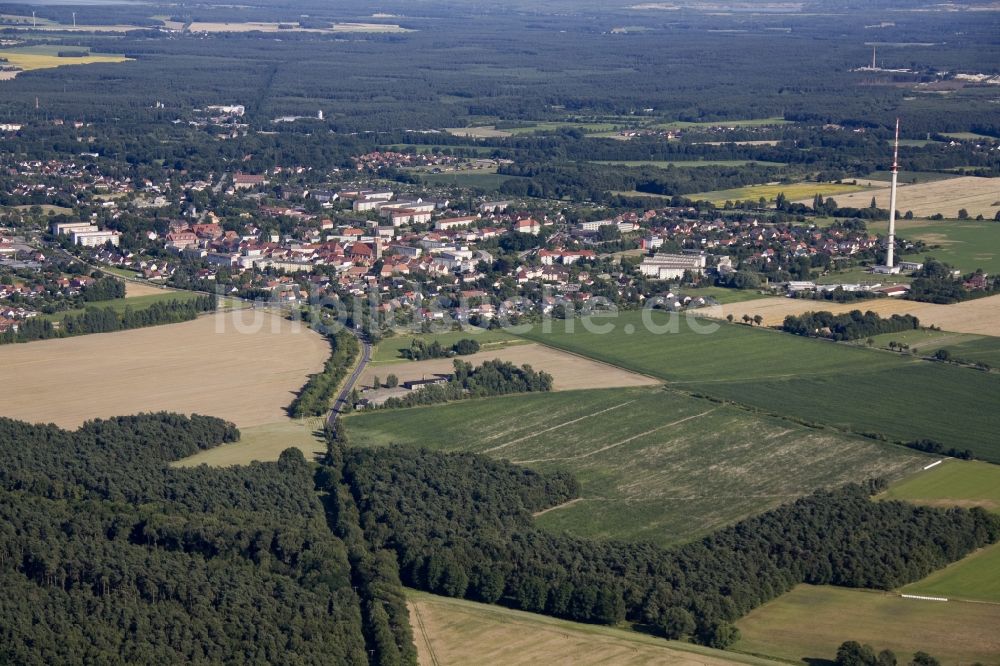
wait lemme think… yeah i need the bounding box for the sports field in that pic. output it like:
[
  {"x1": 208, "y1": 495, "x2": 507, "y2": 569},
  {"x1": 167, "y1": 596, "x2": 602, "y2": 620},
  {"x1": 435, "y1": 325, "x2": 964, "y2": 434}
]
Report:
[
  {"x1": 0, "y1": 311, "x2": 328, "y2": 429},
  {"x1": 516, "y1": 310, "x2": 1000, "y2": 461},
  {"x1": 800, "y1": 176, "x2": 1000, "y2": 220},
  {"x1": 346, "y1": 387, "x2": 925, "y2": 545},
  {"x1": 362, "y1": 343, "x2": 658, "y2": 393},
  {"x1": 716, "y1": 293, "x2": 1000, "y2": 336},
  {"x1": 691, "y1": 181, "x2": 885, "y2": 205},
  {"x1": 408, "y1": 590, "x2": 777, "y2": 666},
  {"x1": 734, "y1": 585, "x2": 1000, "y2": 665}
]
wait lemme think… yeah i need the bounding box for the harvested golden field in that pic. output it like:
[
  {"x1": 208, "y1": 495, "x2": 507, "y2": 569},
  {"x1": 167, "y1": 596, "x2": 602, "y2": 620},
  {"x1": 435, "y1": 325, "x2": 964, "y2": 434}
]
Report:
[
  {"x1": 408, "y1": 591, "x2": 775, "y2": 666},
  {"x1": 718, "y1": 294, "x2": 1000, "y2": 336},
  {"x1": 0, "y1": 312, "x2": 328, "y2": 429},
  {"x1": 794, "y1": 176, "x2": 1000, "y2": 219},
  {"x1": 359, "y1": 342, "x2": 660, "y2": 391},
  {"x1": 0, "y1": 50, "x2": 131, "y2": 72}
]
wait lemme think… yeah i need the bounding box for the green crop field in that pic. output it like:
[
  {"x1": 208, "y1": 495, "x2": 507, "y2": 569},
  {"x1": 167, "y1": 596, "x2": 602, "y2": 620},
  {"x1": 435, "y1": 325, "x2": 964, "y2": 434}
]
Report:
[
  {"x1": 516, "y1": 310, "x2": 1000, "y2": 462},
  {"x1": 734, "y1": 585, "x2": 1000, "y2": 665},
  {"x1": 371, "y1": 327, "x2": 526, "y2": 365},
  {"x1": 345, "y1": 387, "x2": 925, "y2": 545}
]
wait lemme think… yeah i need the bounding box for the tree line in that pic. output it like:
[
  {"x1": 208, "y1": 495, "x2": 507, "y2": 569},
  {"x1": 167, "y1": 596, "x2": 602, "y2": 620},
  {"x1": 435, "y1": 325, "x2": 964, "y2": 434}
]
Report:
[
  {"x1": 288, "y1": 328, "x2": 360, "y2": 418},
  {"x1": 377, "y1": 359, "x2": 553, "y2": 410},
  {"x1": 0, "y1": 295, "x2": 215, "y2": 345},
  {"x1": 335, "y1": 444, "x2": 999, "y2": 649},
  {"x1": 400, "y1": 337, "x2": 480, "y2": 360}
]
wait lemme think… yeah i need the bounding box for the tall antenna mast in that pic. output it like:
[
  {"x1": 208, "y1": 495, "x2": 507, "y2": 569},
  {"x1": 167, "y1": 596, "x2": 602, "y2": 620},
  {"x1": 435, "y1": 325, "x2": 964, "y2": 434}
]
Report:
[
  {"x1": 886, "y1": 118, "x2": 900, "y2": 269},
  {"x1": 72, "y1": 12, "x2": 76, "y2": 28},
  {"x1": 872, "y1": 45, "x2": 877, "y2": 70}
]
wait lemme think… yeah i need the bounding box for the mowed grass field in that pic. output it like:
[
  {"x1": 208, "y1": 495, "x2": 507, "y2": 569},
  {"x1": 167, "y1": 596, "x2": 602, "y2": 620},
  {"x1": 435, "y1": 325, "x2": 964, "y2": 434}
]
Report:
[
  {"x1": 371, "y1": 328, "x2": 527, "y2": 364},
  {"x1": 174, "y1": 417, "x2": 327, "y2": 467},
  {"x1": 0, "y1": 312, "x2": 329, "y2": 429},
  {"x1": 346, "y1": 387, "x2": 925, "y2": 545},
  {"x1": 880, "y1": 460, "x2": 1000, "y2": 604},
  {"x1": 691, "y1": 180, "x2": 885, "y2": 205},
  {"x1": 407, "y1": 590, "x2": 778, "y2": 666},
  {"x1": 801, "y1": 176, "x2": 1000, "y2": 220},
  {"x1": 516, "y1": 311, "x2": 1000, "y2": 462},
  {"x1": 733, "y1": 585, "x2": 1000, "y2": 665}
]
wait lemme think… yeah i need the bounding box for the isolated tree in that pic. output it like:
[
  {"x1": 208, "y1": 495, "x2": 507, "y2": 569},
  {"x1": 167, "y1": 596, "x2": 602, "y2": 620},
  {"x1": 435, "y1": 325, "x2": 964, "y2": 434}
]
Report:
[
  {"x1": 753, "y1": 314, "x2": 763, "y2": 326},
  {"x1": 877, "y1": 649, "x2": 898, "y2": 666},
  {"x1": 909, "y1": 652, "x2": 940, "y2": 666},
  {"x1": 372, "y1": 375, "x2": 381, "y2": 389},
  {"x1": 836, "y1": 641, "x2": 877, "y2": 666},
  {"x1": 870, "y1": 196, "x2": 878, "y2": 209},
  {"x1": 957, "y1": 208, "x2": 970, "y2": 220},
  {"x1": 742, "y1": 314, "x2": 751, "y2": 324},
  {"x1": 726, "y1": 314, "x2": 734, "y2": 324},
  {"x1": 386, "y1": 374, "x2": 399, "y2": 388}
]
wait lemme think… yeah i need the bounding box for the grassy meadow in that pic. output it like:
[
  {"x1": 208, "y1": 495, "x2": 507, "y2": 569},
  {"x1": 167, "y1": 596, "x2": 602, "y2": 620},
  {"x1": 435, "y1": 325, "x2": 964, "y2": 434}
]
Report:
[
  {"x1": 690, "y1": 181, "x2": 882, "y2": 205},
  {"x1": 734, "y1": 585, "x2": 1000, "y2": 665},
  {"x1": 346, "y1": 387, "x2": 925, "y2": 545},
  {"x1": 516, "y1": 310, "x2": 1000, "y2": 462},
  {"x1": 370, "y1": 327, "x2": 526, "y2": 365},
  {"x1": 41, "y1": 289, "x2": 206, "y2": 323},
  {"x1": 891, "y1": 218, "x2": 1000, "y2": 274},
  {"x1": 879, "y1": 460, "x2": 1000, "y2": 604},
  {"x1": 865, "y1": 329, "x2": 1000, "y2": 365}
]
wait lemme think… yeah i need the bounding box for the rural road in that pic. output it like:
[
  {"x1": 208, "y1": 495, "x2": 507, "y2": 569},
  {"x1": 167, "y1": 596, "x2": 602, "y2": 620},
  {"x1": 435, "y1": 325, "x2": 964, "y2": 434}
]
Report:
[{"x1": 326, "y1": 331, "x2": 371, "y2": 428}]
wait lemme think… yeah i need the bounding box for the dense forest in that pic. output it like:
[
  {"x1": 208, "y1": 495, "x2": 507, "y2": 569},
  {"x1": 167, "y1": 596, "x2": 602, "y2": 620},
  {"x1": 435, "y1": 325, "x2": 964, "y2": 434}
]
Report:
[
  {"x1": 781, "y1": 310, "x2": 920, "y2": 341},
  {"x1": 334, "y1": 444, "x2": 999, "y2": 648},
  {"x1": 0, "y1": 414, "x2": 372, "y2": 664},
  {"x1": 377, "y1": 359, "x2": 554, "y2": 409}
]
